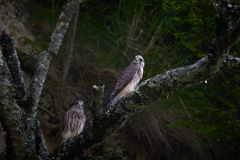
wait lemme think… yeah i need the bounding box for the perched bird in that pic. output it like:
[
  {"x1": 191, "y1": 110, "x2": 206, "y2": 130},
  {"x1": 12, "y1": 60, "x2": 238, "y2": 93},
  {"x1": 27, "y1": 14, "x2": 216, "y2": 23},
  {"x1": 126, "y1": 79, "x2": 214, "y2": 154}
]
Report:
[
  {"x1": 105, "y1": 55, "x2": 144, "y2": 115},
  {"x1": 62, "y1": 101, "x2": 86, "y2": 141}
]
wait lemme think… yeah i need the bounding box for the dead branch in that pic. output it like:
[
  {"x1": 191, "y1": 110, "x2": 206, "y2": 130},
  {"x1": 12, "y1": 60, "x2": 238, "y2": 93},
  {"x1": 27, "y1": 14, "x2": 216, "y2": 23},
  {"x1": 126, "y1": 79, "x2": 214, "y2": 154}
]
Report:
[{"x1": 38, "y1": 105, "x2": 56, "y2": 118}]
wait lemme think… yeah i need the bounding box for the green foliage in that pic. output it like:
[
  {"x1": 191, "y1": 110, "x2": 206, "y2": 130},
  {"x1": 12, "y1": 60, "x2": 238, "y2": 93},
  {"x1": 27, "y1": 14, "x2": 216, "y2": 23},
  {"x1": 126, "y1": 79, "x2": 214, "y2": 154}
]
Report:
[{"x1": 166, "y1": 70, "x2": 240, "y2": 159}]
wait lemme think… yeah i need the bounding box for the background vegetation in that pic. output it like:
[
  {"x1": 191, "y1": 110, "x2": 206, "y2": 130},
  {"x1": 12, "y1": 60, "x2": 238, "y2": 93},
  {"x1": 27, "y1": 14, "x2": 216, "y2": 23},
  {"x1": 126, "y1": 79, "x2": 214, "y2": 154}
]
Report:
[{"x1": 19, "y1": 0, "x2": 240, "y2": 159}]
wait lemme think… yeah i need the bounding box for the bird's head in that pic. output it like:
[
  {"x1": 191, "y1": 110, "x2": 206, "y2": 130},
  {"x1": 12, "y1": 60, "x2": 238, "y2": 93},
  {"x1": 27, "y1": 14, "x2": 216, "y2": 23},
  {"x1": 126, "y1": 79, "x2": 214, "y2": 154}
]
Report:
[
  {"x1": 73, "y1": 100, "x2": 84, "y2": 111},
  {"x1": 133, "y1": 55, "x2": 144, "y2": 68}
]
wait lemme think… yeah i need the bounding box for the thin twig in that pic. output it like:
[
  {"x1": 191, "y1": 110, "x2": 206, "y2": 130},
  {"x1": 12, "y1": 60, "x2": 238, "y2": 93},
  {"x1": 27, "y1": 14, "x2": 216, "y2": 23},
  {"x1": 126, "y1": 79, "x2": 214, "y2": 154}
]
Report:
[
  {"x1": 208, "y1": 0, "x2": 218, "y2": 13},
  {"x1": 38, "y1": 105, "x2": 56, "y2": 118}
]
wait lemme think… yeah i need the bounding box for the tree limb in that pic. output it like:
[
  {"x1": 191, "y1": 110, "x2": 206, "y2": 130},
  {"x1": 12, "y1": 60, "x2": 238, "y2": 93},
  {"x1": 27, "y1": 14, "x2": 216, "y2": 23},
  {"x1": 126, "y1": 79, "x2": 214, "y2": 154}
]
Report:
[
  {"x1": 58, "y1": 4, "x2": 80, "y2": 144},
  {"x1": 29, "y1": 0, "x2": 85, "y2": 118},
  {"x1": 0, "y1": 50, "x2": 36, "y2": 159},
  {"x1": 207, "y1": 0, "x2": 240, "y2": 69},
  {"x1": 36, "y1": 114, "x2": 59, "y2": 133},
  {"x1": 38, "y1": 105, "x2": 56, "y2": 118},
  {"x1": 49, "y1": 53, "x2": 240, "y2": 159},
  {"x1": 0, "y1": 32, "x2": 28, "y2": 99},
  {"x1": 208, "y1": 0, "x2": 218, "y2": 13},
  {"x1": 35, "y1": 119, "x2": 48, "y2": 159}
]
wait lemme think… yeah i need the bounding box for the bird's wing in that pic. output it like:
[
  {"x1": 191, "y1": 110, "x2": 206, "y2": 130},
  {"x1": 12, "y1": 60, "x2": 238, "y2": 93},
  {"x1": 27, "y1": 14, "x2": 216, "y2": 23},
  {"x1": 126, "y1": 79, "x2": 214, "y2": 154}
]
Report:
[{"x1": 108, "y1": 63, "x2": 140, "y2": 102}]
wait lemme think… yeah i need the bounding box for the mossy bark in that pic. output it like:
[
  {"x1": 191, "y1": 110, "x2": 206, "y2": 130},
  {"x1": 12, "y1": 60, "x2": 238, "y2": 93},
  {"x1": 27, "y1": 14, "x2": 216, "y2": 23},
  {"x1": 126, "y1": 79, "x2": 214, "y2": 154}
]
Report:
[{"x1": 0, "y1": 51, "x2": 37, "y2": 159}]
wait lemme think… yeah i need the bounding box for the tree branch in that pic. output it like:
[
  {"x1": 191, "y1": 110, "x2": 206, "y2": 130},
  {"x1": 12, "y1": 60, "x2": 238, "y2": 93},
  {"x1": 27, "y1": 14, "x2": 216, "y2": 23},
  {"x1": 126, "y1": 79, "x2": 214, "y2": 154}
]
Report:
[
  {"x1": 91, "y1": 76, "x2": 104, "y2": 120},
  {"x1": 0, "y1": 50, "x2": 36, "y2": 159},
  {"x1": 38, "y1": 105, "x2": 56, "y2": 118},
  {"x1": 36, "y1": 113, "x2": 59, "y2": 134},
  {"x1": 28, "y1": 0, "x2": 85, "y2": 118},
  {"x1": 0, "y1": 32, "x2": 28, "y2": 98},
  {"x1": 229, "y1": 18, "x2": 240, "y2": 45},
  {"x1": 208, "y1": 0, "x2": 218, "y2": 13},
  {"x1": 35, "y1": 119, "x2": 48, "y2": 159},
  {"x1": 49, "y1": 53, "x2": 240, "y2": 159},
  {"x1": 58, "y1": 4, "x2": 80, "y2": 144},
  {"x1": 208, "y1": 1, "x2": 240, "y2": 68}
]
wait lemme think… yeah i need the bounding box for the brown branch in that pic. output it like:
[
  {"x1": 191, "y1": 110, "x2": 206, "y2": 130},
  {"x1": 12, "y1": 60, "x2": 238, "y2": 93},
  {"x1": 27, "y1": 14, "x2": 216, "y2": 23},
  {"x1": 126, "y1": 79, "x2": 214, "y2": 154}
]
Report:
[
  {"x1": 145, "y1": 23, "x2": 163, "y2": 53},
  {"x1": 38, "y1": 105, "x2": 56, "y2": 118},
  {"x1": 208, "y1": 0, "x2": 218, "y2": 13}
]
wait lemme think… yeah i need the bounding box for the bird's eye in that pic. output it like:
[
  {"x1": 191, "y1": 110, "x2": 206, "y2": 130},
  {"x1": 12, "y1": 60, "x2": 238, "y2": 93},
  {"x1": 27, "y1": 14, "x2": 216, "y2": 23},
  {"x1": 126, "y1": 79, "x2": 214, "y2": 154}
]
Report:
[{"x1": 140, "y1": 58, "x2": 143, "y2": 62}]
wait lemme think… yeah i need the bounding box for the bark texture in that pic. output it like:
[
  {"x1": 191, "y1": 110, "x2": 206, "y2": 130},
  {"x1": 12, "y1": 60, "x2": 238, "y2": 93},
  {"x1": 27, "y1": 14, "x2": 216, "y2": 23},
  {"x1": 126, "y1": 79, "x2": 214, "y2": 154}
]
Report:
[
  {"x1": 29, "y1": 0, "x2": 85, "y2": 118},
  {"x1": 0, "y1": 50, "x2": 37, "y2": 159},
  {"x1": 1, "y1": 32, "x2": 27, "y2": 98}
]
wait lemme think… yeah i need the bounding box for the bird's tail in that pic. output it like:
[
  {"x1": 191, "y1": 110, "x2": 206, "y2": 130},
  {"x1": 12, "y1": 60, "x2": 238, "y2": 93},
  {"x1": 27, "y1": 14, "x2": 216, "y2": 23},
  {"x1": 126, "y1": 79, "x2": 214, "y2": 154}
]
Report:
[{"x1": 105, "y1": 98, "x2": 116, "y2": 115}]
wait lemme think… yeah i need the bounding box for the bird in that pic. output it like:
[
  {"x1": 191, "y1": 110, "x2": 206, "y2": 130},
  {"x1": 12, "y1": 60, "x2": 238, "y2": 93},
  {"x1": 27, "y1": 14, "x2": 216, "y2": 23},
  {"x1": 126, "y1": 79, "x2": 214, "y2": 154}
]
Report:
[
  {"x1": 62, "y1": 100, "x2": 86, "y2": 141},
  {"x1": 105, "y1": 55, "x2": 144, "y2": 115}
]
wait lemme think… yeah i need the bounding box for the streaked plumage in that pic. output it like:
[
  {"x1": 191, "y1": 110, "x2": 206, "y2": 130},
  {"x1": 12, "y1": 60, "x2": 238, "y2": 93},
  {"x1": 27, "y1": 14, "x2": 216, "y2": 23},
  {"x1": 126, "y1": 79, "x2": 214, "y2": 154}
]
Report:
[
  {"x1": 105, "y1": 55, "x2": 144, "y2": 115},
  {"x1": 62, "y1": 101, "x2": 86, "y2": 141}
]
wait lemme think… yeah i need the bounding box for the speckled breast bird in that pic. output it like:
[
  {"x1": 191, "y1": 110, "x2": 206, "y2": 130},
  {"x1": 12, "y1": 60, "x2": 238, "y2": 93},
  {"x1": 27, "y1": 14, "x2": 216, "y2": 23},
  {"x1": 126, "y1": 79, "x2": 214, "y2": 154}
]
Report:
[
  {"x1": 105, "y1": 55, "x2": 144, "y2": 115},
  {"x1": 62, "y1": 101, "x2": 86, "y2": 141}
]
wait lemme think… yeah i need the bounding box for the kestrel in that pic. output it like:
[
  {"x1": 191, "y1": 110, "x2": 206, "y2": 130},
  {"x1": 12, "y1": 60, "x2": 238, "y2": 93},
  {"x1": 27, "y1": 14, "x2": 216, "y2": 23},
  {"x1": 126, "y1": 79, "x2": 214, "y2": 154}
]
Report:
[
  {"x1": 62, "y1": 101, "x2": 86, "y2": 141},
  {"x1": 105, "y1": 55, "x2": 144, "y2": 115}
]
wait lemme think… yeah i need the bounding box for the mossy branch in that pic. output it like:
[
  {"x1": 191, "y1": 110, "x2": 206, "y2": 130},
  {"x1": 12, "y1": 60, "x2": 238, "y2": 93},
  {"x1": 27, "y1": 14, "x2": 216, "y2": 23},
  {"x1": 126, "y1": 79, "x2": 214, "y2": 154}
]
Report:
[
  {"x1": 0, "y1": 51, "x2": 36, "y2": 159},
  {"x1": 0, "y1": 32, "x2": 28, "y2": 99},
  {"x1": 35, "y1": 119, "x2": 49, "y2": 159},
  {"x1": 208, "y1": 0, "x2": 240, "y2": 63},
  {"x1": 29, "y1": 0, "x2": 85, "y2": 118}
]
